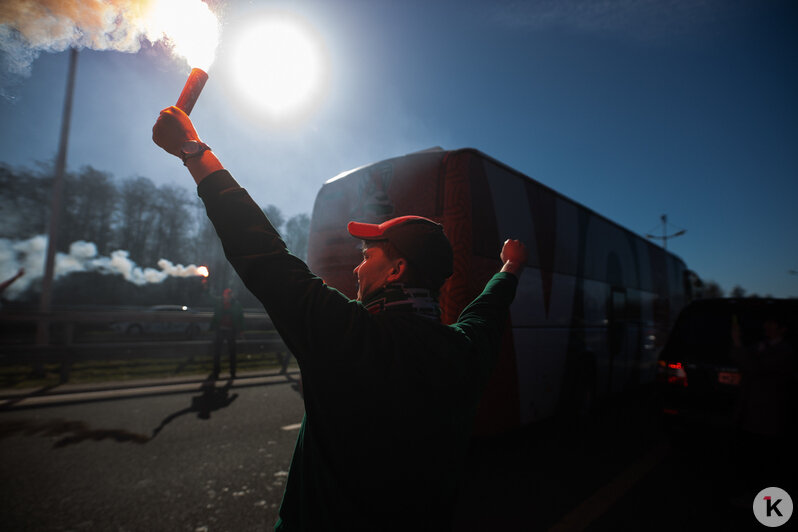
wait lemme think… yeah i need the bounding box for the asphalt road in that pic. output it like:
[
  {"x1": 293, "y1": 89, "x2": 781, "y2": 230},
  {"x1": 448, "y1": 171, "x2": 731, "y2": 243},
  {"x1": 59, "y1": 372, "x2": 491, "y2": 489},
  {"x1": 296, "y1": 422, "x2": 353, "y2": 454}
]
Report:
[
  {"x1": 0, "y1": 375, "x2": 791, "y2": 531},
  {"x1": 0, "y1": 373, "x2": 305, "y2": 531}
]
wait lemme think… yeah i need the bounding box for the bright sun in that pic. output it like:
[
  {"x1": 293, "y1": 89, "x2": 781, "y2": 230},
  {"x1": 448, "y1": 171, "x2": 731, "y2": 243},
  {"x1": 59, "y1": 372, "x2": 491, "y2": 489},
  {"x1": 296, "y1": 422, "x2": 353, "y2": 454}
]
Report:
[{"x1": 232, "y1": 16, "x2": 325, "y2": 118}]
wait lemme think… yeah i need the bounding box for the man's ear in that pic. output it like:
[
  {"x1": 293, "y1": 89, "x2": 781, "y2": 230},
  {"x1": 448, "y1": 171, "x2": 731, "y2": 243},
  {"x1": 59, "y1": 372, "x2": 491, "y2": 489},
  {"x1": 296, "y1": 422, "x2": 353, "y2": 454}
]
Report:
[{"x1": 386, "y1": 258, "x2": 407, "y2": 283}]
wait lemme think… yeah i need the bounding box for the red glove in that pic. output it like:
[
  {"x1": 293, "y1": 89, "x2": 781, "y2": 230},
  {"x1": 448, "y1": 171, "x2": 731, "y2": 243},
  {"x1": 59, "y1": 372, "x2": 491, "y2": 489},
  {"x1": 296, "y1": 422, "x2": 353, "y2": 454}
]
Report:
[
  {"x1": 500, "y1": 239, "x2": 528, "y2": 277},
  {"x1": 152, "y1": 106, "x2": 201, "y2": 158}
]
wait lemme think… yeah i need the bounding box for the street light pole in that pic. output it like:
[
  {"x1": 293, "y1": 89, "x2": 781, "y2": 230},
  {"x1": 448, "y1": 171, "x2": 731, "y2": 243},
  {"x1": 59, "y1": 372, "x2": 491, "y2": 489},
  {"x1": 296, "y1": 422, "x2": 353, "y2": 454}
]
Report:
[
  {"x1": 36, "y1": 47, "x2": 78, "y2": 347},
  {"x1": 646, "y1": 214, "x2": 686, "y2": 250}
]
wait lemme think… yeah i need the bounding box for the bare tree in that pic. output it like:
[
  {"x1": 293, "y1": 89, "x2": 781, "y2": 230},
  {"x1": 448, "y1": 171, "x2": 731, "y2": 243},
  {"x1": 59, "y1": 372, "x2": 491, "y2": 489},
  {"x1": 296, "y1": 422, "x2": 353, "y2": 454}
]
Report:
[
  {"x1": 263, "y1": 204, "x2": 285, "y2": 233},
  {"x1": 148, "y1": 184, "x2": 193, "y2": 263},
  {"x1": 60, "y1": 166, "x2": 117, "y2": 253},
  {"x1": 116, "y1": 176, "x2": 158, "y2": 261},
  {"x1": 0, "y1": 164, "x2": 50, "y2": 238},
  {"x1": 701, "y1": 280, "x2": 724, "y2": 298},
  {"x1": 730, "y1": 285, "x2": 747, "y2": 298},
  {"x1": 191, "y1": 199, "x2": 235, "y2": 300},
  {"x1": 284, "y1": 213, "x2": 310, "y2": 261}
]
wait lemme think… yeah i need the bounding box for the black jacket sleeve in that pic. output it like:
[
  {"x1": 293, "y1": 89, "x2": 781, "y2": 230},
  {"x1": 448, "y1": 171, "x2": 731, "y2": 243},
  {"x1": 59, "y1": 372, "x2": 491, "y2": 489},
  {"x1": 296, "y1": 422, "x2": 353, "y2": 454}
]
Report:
[
  {"x1": 451, "y1": 272, "x2": 518, "y2": 377},
  {"x1": 198, "y1": 170, "x2": 369, "y2": 366}
]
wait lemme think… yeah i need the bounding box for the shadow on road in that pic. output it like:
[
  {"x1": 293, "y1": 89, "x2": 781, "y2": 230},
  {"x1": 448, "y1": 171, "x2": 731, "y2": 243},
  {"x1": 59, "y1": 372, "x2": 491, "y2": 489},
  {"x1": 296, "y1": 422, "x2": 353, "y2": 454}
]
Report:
[
  {"x1": 0, "y1": 418, "x2": 150, "y2": 448},
  {"x1": 150, "y1": 377, "x2": 238, "y2": 438}
]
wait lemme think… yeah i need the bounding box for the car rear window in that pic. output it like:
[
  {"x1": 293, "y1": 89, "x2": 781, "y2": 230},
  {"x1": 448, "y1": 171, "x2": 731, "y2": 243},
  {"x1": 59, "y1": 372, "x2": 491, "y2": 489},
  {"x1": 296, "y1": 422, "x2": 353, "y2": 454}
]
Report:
[{"x1": 663, "y1": 301, "x2": 798, "y2": 364}]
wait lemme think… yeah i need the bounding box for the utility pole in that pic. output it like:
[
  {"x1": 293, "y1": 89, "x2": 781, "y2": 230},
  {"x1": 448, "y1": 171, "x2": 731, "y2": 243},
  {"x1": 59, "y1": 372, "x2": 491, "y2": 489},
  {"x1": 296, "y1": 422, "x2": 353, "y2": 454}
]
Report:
[
  {"x1": 36, "y1": 47, "x2": 78, "y2": 348},
  {"x1": 646, "y1": 214, "x2": 686, "y2": 250}
]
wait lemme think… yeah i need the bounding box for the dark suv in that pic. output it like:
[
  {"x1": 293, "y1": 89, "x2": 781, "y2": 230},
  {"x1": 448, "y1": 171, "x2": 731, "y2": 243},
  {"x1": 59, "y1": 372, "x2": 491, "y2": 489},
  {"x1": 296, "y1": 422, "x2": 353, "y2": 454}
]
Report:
[{"x1": 656, "y1": 298, "x2": 797, "y2": 432}]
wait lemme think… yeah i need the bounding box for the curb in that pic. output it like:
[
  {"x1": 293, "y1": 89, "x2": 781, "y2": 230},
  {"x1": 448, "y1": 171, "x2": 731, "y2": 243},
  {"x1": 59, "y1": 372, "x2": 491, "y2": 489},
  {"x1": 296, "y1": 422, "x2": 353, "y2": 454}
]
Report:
[{"x1": 0, "y1": 369, "x2": 301, "y2": 410}]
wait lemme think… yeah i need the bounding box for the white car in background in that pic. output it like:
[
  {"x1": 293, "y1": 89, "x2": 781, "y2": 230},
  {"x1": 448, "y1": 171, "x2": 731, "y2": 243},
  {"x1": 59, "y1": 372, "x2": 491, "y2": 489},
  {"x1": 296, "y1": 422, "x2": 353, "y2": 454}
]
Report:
[{"x1": 112, "y1": 305, "x2": 207, "y2": 339}]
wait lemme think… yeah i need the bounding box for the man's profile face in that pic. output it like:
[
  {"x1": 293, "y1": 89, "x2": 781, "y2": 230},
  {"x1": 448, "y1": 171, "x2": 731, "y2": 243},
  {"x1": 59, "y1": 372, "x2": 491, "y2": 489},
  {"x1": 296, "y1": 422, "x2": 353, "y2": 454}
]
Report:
[{"x1": 353, "y1": 244, "x2": 398, "y2": 302}]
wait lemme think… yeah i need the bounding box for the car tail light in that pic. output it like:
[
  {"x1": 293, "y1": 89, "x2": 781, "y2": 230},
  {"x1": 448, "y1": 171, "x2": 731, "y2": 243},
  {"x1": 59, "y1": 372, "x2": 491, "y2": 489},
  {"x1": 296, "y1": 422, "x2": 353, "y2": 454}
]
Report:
[{"x1": 657, "y1": 360, "x2": 688, "y2": 388}]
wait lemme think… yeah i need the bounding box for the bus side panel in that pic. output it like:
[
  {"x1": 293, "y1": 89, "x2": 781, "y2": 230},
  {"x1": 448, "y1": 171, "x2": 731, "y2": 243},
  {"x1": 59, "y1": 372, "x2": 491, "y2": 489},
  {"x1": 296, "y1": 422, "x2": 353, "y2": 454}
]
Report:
[
  {"x1": 442, "y1": 152, "x2": 520, "y2": 435},
  {"x1": 478, "y1": 152, "x2": 685, "y2": 424},
  {"x1": 439, "y1": 151, "x2": 476, "y2": 325},
  {"x1": 308, "y1": 180, "x2": 362, "y2": 299},
  {"x1": 667, "y1": 255, "x2": 688, "y2": 325},
  {"x1": 511, "y1": 271, "x2": 576, "y2": 424},
  {"x1": 482, "y1": 159, "x2": 573, "y2": 428},
  {"x1": 581, "y1": 214, "x2": 642, "y2": 396},
  {"x1": 646, "y1": 244, "x2": 674, "y2": 357}
]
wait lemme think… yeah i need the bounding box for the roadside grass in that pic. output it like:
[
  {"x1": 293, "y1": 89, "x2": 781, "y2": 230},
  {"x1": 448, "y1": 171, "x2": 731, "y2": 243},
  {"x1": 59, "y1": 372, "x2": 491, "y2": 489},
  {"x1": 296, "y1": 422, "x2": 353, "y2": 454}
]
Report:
[{"x1": 0, "y1": 350, "x2": 291, "y2": 391}]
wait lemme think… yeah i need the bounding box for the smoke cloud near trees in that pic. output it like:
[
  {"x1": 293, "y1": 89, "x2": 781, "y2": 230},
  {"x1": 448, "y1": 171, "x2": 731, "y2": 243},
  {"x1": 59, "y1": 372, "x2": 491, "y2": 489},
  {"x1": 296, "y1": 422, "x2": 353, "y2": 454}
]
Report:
[
  {"x1": 0, "y1": 162, "x2": 310, "y2": 308},
  {"x1": 0, "y1": 235, "x2": 207, "y2": 299}
]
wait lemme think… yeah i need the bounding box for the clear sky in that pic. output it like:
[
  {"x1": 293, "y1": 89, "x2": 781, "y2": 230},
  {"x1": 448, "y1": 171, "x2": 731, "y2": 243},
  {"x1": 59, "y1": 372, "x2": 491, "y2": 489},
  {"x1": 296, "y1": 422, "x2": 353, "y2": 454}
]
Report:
[{"x1": 1, "y1": 0, "x2": 797, "y2": 298}]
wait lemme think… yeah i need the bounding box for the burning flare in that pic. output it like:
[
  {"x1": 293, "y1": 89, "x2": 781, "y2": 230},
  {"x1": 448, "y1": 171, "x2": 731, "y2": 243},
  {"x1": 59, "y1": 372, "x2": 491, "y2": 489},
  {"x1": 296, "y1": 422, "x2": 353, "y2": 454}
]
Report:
[
  {"x1": 196, "y1": 265, "x2": 209, "y2": 278},
  {"x1": 146, "y1": 0, "x2": 219, "y2": 71},
  {"x1": 0, "y1": 0, "x2": 220, "y2": 80}
]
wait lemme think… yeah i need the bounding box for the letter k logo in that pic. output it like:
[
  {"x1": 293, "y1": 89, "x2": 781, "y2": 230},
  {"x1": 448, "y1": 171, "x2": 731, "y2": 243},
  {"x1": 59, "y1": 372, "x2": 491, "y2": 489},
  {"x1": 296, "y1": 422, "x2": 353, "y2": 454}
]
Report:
[
  {"x1": 754, "y1": 488, "x2": 793, "y2": 527},
  {"x1": 765, "y1": 496, "x2": 783, "y2": 518}
]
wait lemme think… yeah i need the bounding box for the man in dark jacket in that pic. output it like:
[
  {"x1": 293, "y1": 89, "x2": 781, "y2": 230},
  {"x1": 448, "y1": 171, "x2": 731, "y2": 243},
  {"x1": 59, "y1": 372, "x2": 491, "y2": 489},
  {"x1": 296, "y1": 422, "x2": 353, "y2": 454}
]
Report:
[
  {"x1": 210, "y1": 288, "x2": 244, "y2": 378},
  {"x1": 152, "y1": 106, "x2": 528, "y2": 531}
]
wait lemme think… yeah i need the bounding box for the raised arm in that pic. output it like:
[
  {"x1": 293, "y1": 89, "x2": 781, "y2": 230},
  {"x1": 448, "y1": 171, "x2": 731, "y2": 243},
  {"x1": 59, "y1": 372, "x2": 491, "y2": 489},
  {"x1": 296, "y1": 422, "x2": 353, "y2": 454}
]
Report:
[
  {"x1": 151, "y1": 107, "x2": 368, "y2": 367},
  {"x1": 452, "y1": 239, "x2": 527, "y2": 371}
]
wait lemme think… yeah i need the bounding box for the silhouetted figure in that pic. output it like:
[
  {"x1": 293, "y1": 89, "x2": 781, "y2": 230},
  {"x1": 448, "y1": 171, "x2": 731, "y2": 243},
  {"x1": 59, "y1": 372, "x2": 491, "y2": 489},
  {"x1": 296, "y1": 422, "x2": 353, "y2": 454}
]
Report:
[
  {"x1": 0, "y1": 268, "x2": 24, "y2": 294},
  {"x1": 210, "y1": 288, "x2": 244, "y2": 379},
  {"x1": 0, "y1": 418, "x2": 150, "y2": 448},
  {"x1": 731, "y1": 313, "x2": 796, "y2": 493},
  {"x1": 153, "y1": 105, "x2": 527, "y2": 530}
]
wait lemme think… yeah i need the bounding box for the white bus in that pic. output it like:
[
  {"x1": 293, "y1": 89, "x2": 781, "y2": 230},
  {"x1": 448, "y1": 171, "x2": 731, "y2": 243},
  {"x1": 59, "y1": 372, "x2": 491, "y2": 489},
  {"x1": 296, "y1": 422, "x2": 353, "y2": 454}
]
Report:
[{"x1": 308, "y1": 148, "x2": 690, "y2": 435}]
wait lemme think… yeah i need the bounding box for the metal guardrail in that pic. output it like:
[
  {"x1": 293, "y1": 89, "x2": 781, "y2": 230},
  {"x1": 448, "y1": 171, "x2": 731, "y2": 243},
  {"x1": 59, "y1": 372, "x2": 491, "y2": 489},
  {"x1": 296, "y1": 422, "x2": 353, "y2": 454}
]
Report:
[
  {"x1": 0, "y1": 309, "x2": 277, "y2": 345},
  {"x1": 1, "y1": 338, "x2": 288, "y2": 356},
  {"x1": 0, "y1": 310, "x2": 293, "y2": 383},
  {"x1": 0, "y1": 309, "x2": 274, "y2": 325},
  {"x1": 0, "y1": 338, "x2": 293, "y2": 385}
]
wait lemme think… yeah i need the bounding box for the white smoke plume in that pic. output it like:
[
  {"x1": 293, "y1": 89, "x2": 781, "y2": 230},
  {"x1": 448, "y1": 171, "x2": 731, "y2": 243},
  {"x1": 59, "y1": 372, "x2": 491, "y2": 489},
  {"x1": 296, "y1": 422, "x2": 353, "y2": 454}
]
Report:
[
  {"x1": 0, "y1": 235, "x2": 207, "y2": 300},
  {"x1": 0, "y1": 0, "x2": 219, "y2": 96}
]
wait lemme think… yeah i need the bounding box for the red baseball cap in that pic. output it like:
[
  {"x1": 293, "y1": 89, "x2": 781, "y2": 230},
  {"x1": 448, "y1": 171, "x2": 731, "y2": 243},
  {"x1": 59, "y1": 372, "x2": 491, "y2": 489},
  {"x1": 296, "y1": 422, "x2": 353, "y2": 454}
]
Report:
[{"x1": 347, "y1": 215, "x2": 454, "y2": 288}]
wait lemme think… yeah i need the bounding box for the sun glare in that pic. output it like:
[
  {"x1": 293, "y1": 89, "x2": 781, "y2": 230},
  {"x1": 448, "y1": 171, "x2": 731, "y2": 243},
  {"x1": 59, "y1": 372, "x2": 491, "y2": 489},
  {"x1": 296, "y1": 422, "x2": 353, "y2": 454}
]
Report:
[{"x1": 232, "y1": 16, "x2": 325, "y2": 118}]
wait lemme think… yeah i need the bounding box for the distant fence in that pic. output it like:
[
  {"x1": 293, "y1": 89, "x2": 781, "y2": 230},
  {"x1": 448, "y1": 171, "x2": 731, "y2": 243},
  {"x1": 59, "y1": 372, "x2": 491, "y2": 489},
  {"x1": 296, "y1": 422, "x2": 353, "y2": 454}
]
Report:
[{"x1": 0, "y1": 309, "x2": 293, "y2": 382}]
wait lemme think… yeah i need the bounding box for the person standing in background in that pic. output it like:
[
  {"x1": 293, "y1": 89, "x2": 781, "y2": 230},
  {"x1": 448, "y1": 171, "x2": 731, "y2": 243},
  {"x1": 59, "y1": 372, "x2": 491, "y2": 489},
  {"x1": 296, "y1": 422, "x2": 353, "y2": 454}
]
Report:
[{"x1": 211, "y1": 288, "x2": 244, "y2": 379}]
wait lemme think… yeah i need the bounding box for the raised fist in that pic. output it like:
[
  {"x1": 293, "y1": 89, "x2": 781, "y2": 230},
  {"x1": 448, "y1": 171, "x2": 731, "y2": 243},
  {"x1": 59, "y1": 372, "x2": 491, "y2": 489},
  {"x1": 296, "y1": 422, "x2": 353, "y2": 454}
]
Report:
[
  {"x1": 152, "y1": 106, "x2": 201, "y2": 158},
  {"x1": 501, "y1": 239, "x2": 527, "y2": 264}
]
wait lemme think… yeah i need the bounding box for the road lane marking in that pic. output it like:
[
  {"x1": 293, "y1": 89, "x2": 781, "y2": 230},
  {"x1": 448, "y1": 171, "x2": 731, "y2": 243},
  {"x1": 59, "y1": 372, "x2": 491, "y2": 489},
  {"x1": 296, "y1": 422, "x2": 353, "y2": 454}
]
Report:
[
  {"x1": 281, "y1": 423, "x2": 302, "y2": 431},
  {"x1": 548, "y1": 442, "x2": 671, "y2": 532}
]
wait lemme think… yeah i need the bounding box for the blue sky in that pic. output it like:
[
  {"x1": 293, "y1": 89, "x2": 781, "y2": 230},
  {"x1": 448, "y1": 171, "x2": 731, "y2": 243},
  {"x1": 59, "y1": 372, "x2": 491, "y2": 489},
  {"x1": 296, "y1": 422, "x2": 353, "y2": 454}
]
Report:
[{"x1": 1, "y1": 0, "x2": 797, "y2": 297}]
